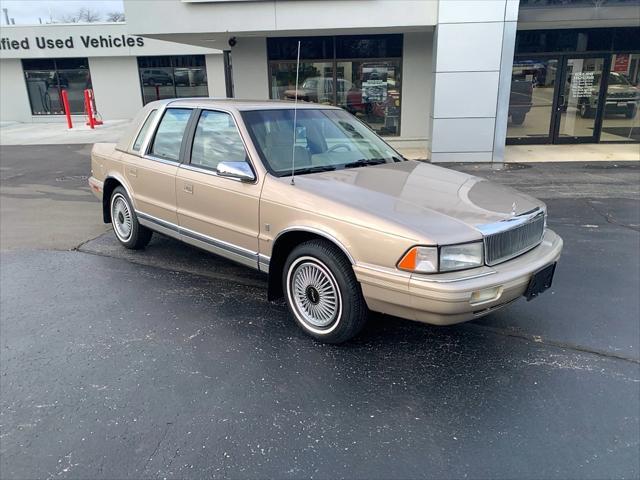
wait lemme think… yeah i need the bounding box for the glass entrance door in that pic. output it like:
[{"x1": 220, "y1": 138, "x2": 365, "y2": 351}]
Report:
[
  {"x1": 553, "y1": 56, "x2": 608, "y2": 143},
  {"x1": 507, "y1": 57, "x2": 560, "y2": 143}
]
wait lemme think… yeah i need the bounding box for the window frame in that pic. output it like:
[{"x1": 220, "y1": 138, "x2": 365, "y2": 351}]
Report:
[
  {"x1": 145, "y1": 107, "x2": 195, "y2": 164},
  {"x1": 180, "y1": 107, "x2": 259, "y2": 183}
]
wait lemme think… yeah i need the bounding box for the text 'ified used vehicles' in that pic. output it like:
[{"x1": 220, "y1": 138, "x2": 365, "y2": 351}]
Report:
[{"x1": 89, "y1": 99, "x2": 563, "y2": 343}]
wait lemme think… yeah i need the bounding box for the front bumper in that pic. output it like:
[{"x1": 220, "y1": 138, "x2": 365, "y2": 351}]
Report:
[{"x1": 354, "y1": 229, "x2": 563, "y2": 326}]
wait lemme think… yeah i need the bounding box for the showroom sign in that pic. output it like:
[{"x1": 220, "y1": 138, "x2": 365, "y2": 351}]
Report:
[{"x1": 0, "y1": 35, "x2": 145, "y2": 51}]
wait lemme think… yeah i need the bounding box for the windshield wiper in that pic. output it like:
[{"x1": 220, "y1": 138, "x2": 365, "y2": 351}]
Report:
[
  {"x1": 343, "y1": 158, "x2": 387, "y2": 169},
  {"x1": 290, "y1": 165, "x2": 337, "y2": 175}
]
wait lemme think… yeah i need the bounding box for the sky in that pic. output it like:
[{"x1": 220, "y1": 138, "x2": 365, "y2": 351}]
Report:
[{"x1": 0, "y1": 0, "x2": 124, "y2": 25}]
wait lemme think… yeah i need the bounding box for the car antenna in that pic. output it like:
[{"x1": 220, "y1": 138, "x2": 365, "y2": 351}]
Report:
[{"x1": 290, "y1": 40, "x2": 301, "y2": 186}]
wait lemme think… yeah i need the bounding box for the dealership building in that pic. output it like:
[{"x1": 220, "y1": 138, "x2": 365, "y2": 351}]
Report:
[{"x1": 0, "y1": 0, "x2": 638, "y2": 162}]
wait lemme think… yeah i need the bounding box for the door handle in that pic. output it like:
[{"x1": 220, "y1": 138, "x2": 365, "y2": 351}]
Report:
[
  {"x1": 183, "y1": 183, "x2": 194, "y2": 194},
  {"x1": 128, "y1": 167, "x2": 137, "y2": 177}
]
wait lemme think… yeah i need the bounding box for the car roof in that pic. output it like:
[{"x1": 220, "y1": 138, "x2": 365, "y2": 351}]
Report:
[
  {"x1": 115, "y1": 98, "x2": 342, "y2": 153},
  {"x1": 162, "y1": 98, "x2": 342, "y2": 111}
]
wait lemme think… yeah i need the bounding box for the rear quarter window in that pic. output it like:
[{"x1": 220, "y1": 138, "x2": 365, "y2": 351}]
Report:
[{"x1": 132, "y1": 109, "x2": 158, "y2": 152}]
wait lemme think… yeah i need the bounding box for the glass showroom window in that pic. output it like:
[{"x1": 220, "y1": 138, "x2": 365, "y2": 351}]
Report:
[
  {"x1": 22, "y1": 58, "x2": 91, "y2": 115},
  {"x1": 138, "y1": 55, "x2": 208, "y2": 105},
  {"x1": 267, "y1": 35, "x2": 403, "y2": 136},
  {"x1": 600, "y1": 53, "x2": 640, "y2": 143}
]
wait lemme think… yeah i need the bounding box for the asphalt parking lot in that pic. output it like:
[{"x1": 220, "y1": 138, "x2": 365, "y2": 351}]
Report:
[{"x1": 1, "y1": 144, "x2": 639, "y2": 479}]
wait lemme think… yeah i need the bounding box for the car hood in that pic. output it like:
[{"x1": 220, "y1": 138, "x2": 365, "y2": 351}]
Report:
[
  {"x1": 607, "y1": 84, "x2": 638, "y2": 95},
  {"x1": 275, "y1": 161, "x2": 543, "y2": 244}
]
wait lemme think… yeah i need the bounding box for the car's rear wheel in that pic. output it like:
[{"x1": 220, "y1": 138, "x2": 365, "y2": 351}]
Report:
[
  {"x1": 110, "y1": 186, "x2": 152, "y2": 249},
  {"x1": 283, "y1": 239, "x2": 368, "y2": 343}
]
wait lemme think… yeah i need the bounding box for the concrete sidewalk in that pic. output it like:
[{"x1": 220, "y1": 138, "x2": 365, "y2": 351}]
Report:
[
  {"x1": 1, "y1": 120, "x2": 638, "y2": 162},
  {"x1": 0, "y1": 120, "x2": 131, "y2": 146}
]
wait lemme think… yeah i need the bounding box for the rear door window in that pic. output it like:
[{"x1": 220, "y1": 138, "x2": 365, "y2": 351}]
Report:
[{"x1": 149, "y1": 108, "x2": 192, "y2": 161}]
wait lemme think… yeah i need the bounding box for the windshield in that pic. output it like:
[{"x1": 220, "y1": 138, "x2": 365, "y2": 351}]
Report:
[
  {"x1": 241, "y1": 108, "x2": 403, "y2": 176},
  {"x1": 608, "y1": 72, "x2": 631, "y2": 86}
]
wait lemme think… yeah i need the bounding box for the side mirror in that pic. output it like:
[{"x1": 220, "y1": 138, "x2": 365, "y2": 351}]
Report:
[{"x1": 216, "y1": 161, "x2": 255, "y2": 182}]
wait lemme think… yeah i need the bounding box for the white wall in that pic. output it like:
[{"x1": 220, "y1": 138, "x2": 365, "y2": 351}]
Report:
[
  {"x1": 231, "y1": 38, "x2": 269, "y2": 100},
  {"x1": 88, "y1": 56, "x2": 143, "y2": 120},
  {"x1": 0, "y1": 59, "x2": 32, "y2": 123},
  {"x1": 429, "y1": 0, "x2": 519, "y2": 163},
  {"x1": 397, "y1": 31, "x2": 433, "y2": 149},
  {"x1": 205, "y1": 53, "x2": 226, "y2": 97},
  {"x1": 0, "y1": 23, "x2": 221, "y2": 60},
  {"x1": 124, "y1": 0, "x2": 438, "y2": 37}
]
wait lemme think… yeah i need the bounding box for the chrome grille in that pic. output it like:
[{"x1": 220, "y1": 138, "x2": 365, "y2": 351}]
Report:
[{"x1": 484, "y1": 212, "x2": 545, "y2": 266}]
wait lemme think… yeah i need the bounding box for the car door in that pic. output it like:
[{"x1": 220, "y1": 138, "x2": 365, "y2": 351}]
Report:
[
  {"x1": 176, "y1": 108, "x2": 261, "y2": 269},
  {"x1": 122, "y1": 107, "x2": 193, "y2": 225}
]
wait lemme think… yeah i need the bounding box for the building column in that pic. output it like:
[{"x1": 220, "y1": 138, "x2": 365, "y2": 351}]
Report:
[{"x1": 429, "y1": 0, "x2": 519, "y2": 163}]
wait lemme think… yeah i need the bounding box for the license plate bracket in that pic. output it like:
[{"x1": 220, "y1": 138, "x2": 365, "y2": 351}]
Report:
[{"x1": 525, "y1": 263, "x2": 556, "y2": 301}]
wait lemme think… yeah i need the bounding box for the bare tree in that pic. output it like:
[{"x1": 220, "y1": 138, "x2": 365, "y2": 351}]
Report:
[
  {"x1": 57, "y1": 13, "x2": 80, "y2": 23},
  {"x1": 105, "y1": 11, "x2": 125, "y2": 22},
  {"x1": 78, "y1": 7, "x2": 102, "y2": 23}
]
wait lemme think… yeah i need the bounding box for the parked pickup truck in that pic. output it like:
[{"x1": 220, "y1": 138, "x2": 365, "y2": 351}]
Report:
[
  {"x1": 579, "y1": 72, "x2": 639, "y2": 119},
  {"x1": 89, "y1": 99, "x2": 562, "y2": 343},
  {"x1": 509, "y1": 79, "x2": 534, "y2": 125}
]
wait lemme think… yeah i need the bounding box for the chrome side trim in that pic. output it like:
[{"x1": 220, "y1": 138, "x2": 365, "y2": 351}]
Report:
[
  {"x1": 138, "y1": 216, "x2": 181, "y2": 240},
  {"x1": 258, "y1": 254, "x2": 270, "y2": 273},
  {"x1": 136, "y1": 211, "x2": 179, "y2": 232},
  {"x1": 180, "y1": 225, "x2": 256, "y2": 259},
  {"x1": 135, "y1": 210, "x2": 260, "y2": 270},
  {"x1": 144, "y1": 154, "x2": 181, "y2": 167},
  {"x1": 273, "y1": 226, "x2": 356, "y2": 265}
]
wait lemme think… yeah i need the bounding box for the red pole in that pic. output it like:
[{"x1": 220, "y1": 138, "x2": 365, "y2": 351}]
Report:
[
  {"x1": 61, "y1": 90, "x2": 73, "y2": 129},
  {"x1": 84, "y1": 89, "x2": 95, "y2": 129},
  {"x1": 155, "y1": 85, "x2": 160, "y2": 101}
]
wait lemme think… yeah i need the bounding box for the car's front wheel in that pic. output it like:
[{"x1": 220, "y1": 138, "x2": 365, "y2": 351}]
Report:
[
  {"x1": 110, "y1": 186, "x2": 152, "y2": 249},
  {"x1": 283, "y1": 239, "x2": 368, "y2": 344}
]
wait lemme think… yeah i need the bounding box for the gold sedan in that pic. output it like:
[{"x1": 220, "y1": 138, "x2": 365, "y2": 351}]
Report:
[{"x1": 89, "y1": 99, "x2": 563, "y2": 343}]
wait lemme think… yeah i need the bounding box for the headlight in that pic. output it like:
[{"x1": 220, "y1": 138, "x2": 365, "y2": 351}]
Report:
[
  {"x1": 439, "y1": 242, "x2": 484, "y2": 272},
  {"x1": 397, "y1": 242, "x2": 484, "y2": 273},
  {"x1": 397, "y1": 246, "x2": 438, "y2": 273}
]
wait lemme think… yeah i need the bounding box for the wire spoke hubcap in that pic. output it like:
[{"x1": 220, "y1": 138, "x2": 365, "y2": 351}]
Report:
[
  {"x1": 112, "y1": 194, "x2": 133, "y2": 242},
  {"x1": 289, "y1": 259, "x2": 341, "y2": 329}
]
